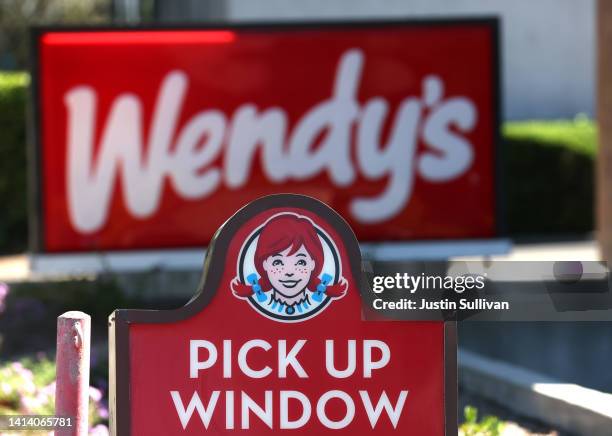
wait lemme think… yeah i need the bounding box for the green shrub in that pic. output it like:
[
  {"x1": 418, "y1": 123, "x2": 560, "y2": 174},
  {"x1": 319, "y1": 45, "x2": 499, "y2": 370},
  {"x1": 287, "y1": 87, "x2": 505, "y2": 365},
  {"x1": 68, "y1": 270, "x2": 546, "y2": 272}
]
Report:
[
  {"x1": 0, "y1": 72, "x2": 599, "y2": 253},
  {"x1": 503, "y1": 116, "x2": 596, "y2": 235},
  {"x1": 0, "y1": 355, "x2": 108, "y2": 433},
  {"x1": 0, "y1": 72, "x2": 28, "y2": 254},
  {"x1": 460, "y1": 405, "x2": 505, "y2": 436}
]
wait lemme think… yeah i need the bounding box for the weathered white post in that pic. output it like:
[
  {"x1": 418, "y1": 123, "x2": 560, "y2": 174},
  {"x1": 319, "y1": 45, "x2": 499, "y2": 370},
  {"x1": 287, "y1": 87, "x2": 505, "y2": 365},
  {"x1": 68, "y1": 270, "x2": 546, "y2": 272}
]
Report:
[{"x1": 55, "y1": 311, "x2": 91, "y2": 436}]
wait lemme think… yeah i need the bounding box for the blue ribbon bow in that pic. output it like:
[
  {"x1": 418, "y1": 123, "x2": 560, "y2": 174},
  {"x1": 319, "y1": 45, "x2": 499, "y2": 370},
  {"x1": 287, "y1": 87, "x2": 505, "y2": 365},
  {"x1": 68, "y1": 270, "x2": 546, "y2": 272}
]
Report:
[
  {"x1": 246, "y1": 273, "x2": 268, "y2": 302},
  {"x1": 312, "y1": 273, "x2": 333, "y2": 302}
]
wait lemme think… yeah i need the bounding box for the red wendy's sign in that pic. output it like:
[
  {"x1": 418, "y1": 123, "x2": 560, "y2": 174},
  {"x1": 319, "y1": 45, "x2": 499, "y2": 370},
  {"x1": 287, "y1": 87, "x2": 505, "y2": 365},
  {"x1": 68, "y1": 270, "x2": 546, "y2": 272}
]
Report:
[
  {"x1": 109, "y1": 194, "x2": 457, "y2": 435},
  {"x1": 32, "y1": 20, "x2": 500, "y2": 253}
]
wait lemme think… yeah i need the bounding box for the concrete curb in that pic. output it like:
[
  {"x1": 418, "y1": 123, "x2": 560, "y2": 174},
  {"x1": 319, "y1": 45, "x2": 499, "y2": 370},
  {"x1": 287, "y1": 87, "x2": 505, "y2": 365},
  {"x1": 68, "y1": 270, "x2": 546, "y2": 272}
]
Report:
[{"x1": 459, "y1": 349, "x2": 612, "y2": 436}]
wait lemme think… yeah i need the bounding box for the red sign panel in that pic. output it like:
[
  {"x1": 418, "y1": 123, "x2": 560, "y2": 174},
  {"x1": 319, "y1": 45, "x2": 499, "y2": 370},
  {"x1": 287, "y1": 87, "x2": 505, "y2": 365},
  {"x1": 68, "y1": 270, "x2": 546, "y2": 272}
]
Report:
[
  {"x1": 33, "y1": 20, "x2": 499, "y2": 252},
  {"x1": 109, "y1": 194, "x2": 456, "y2": 435}
]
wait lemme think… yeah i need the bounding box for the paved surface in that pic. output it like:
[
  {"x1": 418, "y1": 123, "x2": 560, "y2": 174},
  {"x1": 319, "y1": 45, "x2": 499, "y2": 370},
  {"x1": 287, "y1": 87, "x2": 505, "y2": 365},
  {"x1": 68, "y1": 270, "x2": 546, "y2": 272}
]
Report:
[
  {"x1": 0, "y1": 254, "x2": 30, "y2": 281},
  {"x1": 459, "y1": 388, "x2": 564, "y2": 436},
  {"x1": 456, "y1": 239, "x2": 600, "y2": 262},
  {"x1": 0, "y1": 240, "x2": 602, "y2": 282},
  {"x1": 460, "y1": 349, "x2": 612, "y2": 436}
]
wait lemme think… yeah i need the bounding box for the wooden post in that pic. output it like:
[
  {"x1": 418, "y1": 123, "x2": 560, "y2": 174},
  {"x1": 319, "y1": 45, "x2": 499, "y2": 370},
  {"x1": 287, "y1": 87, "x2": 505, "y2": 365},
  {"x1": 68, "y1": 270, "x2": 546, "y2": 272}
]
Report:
[
  {"x1": 55, "y1": 311, "x2": 91, "y2": 436},
  {"x1": 598, "y1": 0, "x2": 612, "y2": 262}
]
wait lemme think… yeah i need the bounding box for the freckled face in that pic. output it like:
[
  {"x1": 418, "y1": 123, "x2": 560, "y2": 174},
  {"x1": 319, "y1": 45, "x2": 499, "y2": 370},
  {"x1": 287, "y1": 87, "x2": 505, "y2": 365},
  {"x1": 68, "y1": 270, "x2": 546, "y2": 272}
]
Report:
[{"x1": 262, "y1": 245, "x2": 315, "y2": 297}]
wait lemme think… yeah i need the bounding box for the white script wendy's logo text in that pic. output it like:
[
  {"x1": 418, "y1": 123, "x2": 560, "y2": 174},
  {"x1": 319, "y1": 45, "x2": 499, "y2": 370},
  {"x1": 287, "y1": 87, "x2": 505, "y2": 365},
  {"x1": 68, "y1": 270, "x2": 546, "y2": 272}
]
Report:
[{"x1": 65, "y1": 48, "x2": 478, "y2": 233}]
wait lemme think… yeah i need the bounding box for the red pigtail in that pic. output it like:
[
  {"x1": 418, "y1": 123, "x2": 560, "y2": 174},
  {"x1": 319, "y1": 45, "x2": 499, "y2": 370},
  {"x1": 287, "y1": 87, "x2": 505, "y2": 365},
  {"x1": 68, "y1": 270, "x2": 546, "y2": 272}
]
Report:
[
  {"x1": 324, "y1": 279, "x2": 348, "y2": 298},
  {"x1": 231, "y1": 279, "x2": 254, "y2": 297}
]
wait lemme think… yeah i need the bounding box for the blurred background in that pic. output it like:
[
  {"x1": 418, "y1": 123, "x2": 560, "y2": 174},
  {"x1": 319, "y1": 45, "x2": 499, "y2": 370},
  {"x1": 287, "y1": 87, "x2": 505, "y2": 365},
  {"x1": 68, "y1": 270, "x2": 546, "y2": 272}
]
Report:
[{"x1": 0, "y1": 1, "x2": 604, "y2": 435}]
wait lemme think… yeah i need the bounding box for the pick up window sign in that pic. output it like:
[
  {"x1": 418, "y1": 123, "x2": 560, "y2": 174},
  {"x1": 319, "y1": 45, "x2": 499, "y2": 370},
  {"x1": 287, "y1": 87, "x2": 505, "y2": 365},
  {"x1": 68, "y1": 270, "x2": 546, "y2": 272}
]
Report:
[
  {"x1": 109, "y1": 194, "x2": 457, "y2": 435},
  {"x1": 32, "y1": 19, "x2": 500, "y2": 252}
]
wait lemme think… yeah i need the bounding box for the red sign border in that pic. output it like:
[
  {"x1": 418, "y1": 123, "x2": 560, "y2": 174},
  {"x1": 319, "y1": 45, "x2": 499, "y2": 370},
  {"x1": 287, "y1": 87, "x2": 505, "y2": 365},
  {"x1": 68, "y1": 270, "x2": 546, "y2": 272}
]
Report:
[
  {"x1": 107, "y1": 194, "x2": 458, "y2": 435},
  {"x1": 27, "y1": 18, "x2": 503, "y2": 254}
]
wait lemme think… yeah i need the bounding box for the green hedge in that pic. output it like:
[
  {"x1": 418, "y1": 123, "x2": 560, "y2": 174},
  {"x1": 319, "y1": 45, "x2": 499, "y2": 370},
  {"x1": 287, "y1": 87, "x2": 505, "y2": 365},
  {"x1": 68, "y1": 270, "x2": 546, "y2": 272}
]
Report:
[
  {"x1": 0, "y1": 72, "x2": 28, "y2": 254},
  {"x1": 0, "y1": 72, "x2": 597, "y2": 253},
  {"x1": 504, "y1": 117, "x2": 596, "y2": 235}
]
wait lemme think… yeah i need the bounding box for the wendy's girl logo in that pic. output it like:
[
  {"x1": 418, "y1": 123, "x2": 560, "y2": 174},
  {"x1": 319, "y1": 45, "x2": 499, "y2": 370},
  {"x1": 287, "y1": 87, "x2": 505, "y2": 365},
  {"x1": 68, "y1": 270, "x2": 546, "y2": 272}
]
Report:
[{"x1": 231, "y1": 213, "x2": 348, "y2": 322}]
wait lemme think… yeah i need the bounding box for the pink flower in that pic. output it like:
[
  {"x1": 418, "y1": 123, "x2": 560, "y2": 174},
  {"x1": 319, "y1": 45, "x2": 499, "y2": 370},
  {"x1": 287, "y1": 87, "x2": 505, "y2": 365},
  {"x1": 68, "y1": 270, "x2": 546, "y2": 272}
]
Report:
[
  {"x1": 89, "y1": 424, "x2": 109, "y2": 436},
  {"x1": 42, "y1": 381, "x2": 56, "y2": 396},
  {"x1": 21, "y1": 394, "x2": 43, "y2": 412},
  {"x1": 0, "y1": 282, "x2": 8, "y2": 312},
  {"x1": 1, "y1": 382, "x2": 12, "y2": 395},
  {"x1": 35, "y1": 389, "x2": 51, "y2": 406},
  {"x1": 89, "y1": 386, "x2": 102, "y2": 403},
  {"x1": 17, "y1": 378, "x2": 36, "y2": 395},
  {"x1": 98, "y1": 404, "x2": 109, "y2": 419},
  {"x1": 10, "y1": 362, "x2": 33, "y2": 381}
]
